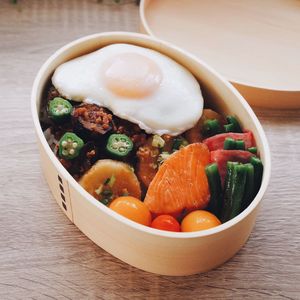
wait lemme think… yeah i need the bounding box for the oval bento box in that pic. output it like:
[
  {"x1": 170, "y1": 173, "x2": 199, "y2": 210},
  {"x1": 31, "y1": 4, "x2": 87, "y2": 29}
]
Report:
[{"x1": 31, "y1": 32, "x2": 271, "y2": 276}]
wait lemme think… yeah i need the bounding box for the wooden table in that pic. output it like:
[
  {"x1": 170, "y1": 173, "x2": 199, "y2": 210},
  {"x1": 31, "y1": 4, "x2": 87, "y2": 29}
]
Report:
[{"x1": 0, "y1": 1, "x2": 299, "y2": 299}]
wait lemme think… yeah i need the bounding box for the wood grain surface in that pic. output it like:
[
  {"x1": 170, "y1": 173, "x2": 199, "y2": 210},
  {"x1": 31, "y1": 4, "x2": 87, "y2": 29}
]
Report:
[{"x1": 0, "y1": 1, "x2": 299, "y2": 299}]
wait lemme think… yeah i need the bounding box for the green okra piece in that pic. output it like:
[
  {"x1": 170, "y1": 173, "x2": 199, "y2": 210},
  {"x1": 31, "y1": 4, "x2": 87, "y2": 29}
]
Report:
[
  {"x1": 106, "y1": 134, "x2": 133, "y2": 158},
  {"x1": 48, "y1": 97, "x2": 73, "y2": 122},
  {"x1": 59, "y1": 132, "x2": 84, "y2": 160}
]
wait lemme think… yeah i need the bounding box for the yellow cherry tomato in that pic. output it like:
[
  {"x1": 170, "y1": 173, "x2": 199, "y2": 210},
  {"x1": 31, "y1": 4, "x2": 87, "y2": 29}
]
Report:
[
  {"x1": 109, "y1": 196, "x2": 152, "y2": 226},
  {"x1": 181, "y1": 210, "x2": 221, "y2": 232}
]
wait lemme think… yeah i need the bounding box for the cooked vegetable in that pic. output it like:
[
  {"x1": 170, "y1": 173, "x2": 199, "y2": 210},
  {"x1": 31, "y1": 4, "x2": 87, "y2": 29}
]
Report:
[
  {"x1": 151, "y1": 215, "x2": 181, "y2": 232},
  {"x1": 223, "y1": 137, "x2": 236, "y2": 150},
  {"x1": 223, "y1": 138, "x2": 245, "y2": 150},
  {"x1": 250, "y1": 156, "x2": 263, "y2": 197},
  {"x1": 224, "y1": 115, "x2": 242, "y2": 133},
  {"x1": 181, "y1": 210, "x2": 221, "y2": 232},
  {"x1": 94, "y1": 175, "x2": 117, "y2": 205},
  {"x1": 79, "y1": 159, "x2": 141, "y2": 202},
  {"x1": 144, "y1": 143, "x2": 210, "y2": 215},
  {"x1": 202, "y1": 119, "x2": 222, "y2": 137},
  {"x1": 152, "y1": 135, "x2": 165, "y2": 148},
  {"x1": 221, "y1": 162, "x2": 247, "y2": 222},
  {"x1": 58, "y1": 132, "x2": 84, "y2": 160},
  {"x1": 241, "y1": 163, "x2": 255, "y2": 210},
  {"x1": 172, "y1": 137, "x2": 188, "y2": 151},
  {"x1": 235, "y1": 140, "x2": 245, "y2": 150},
  {"x1": 48, "y1": 97, "x2": 73, "y2": 122},
  {"x1": 203, "y1": 131, "x2": 253, "y2": 151},
  {"x1": 247, "y1": 147, "x2": 257, "y2": 154},
  {"x1": 106, "y1": 134, "x2": 133, "y2": 158},
  {"x1": 157, "y1": 151, "x2": 171, "y2": 166},
  {"x1": 210, "y1": 149, "x2": 254, "y2": 184},
  {"x1": 72, "y1": 103, "x2": 112, "y2": 139},
  {"x1": 205, "y1": 163, "x2": 223, "y2": 218},
  {"x1": 184, "y1": 109, "x2": 225, "y2": 143},
  {"x1": 43, "y1": 83, "x2": 265, "y2": 227},
  {"x1": 109, "y1": 196, "x2": 151, "y2": 226}
]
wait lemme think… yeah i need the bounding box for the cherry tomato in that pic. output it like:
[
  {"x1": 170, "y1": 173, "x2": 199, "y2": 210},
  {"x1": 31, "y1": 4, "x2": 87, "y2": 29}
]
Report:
[
  {"x1": 109, "y1": 196, "x2": 151, "y2": 226},
  {"x1": 151, "y1": 215, "x2": 181, "y2": 232},
  {"x1": 181, "y1": 210, "x2": 221, "y2": 232}
]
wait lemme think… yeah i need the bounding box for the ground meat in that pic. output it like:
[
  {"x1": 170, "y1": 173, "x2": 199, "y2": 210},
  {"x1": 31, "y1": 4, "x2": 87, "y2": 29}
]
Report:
[
  {"x1": 131, "y1": 133, "x2": 147, "y2": 149},
  {"x1": 47, "y1": 86, "x2": 61, "y2": 102},
  {"x1": 136, "y1": 138, "x2": 160, "y2": 188},
  {"x1": 112, "y1": 117, "x2": 149, "y2": 149},
  {"x1": 72, "y1": 103, "x2": 113, "y2": 140},
  {"x1": 42, "y1": 87, "x2": 156, "y2": 180},
  {"x1": 58, "y1": 142, "x2": 100, "y2": 178},
  {"x1": 59, "y1": 158, "x2": 72, "y2": 170},
  {"x1": 161, "y1": 134, "x2": 174, "y2": 152},
  {"x1": 113, "y1": 118, "x2": 143, "y2": 135}
]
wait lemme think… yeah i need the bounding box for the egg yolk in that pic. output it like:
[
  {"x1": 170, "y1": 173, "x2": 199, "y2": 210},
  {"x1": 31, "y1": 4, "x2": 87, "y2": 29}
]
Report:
[{"x1": 102, "y1": 52, "x2": 162, "y2": 98}]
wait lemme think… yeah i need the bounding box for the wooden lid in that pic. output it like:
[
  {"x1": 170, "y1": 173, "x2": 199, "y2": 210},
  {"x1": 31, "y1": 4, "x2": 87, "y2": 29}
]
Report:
[{"x1": 140, "y1": 0, "x2": 300, "y2": 108}]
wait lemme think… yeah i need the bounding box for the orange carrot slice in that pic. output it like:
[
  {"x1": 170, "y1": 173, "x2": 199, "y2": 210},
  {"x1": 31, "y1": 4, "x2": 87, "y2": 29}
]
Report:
[{"x1": 144, "y1": 143, "x2": 210, "y2": 215}]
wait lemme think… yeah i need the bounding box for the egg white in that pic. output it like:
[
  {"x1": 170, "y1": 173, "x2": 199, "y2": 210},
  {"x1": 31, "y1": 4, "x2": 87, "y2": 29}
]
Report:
[{"x1": 52, "y1": 43, "x2": 203, "y2": 136}]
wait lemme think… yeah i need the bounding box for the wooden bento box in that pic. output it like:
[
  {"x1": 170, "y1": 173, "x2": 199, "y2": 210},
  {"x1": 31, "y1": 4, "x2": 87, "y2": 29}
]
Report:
[{"x1": 31, "y1": 32, "x2": 271, "y2": 276}]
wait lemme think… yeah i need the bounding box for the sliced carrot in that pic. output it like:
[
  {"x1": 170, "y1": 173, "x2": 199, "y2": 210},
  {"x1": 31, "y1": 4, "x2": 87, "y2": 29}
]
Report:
[{"x1": 144, "y1": 143, "x2": 210, "y2": 215}]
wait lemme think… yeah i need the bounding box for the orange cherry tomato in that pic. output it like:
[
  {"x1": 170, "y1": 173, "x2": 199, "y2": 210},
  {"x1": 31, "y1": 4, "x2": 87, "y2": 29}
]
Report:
[
  {"x1": 151, "y1": 215, "x2": 181, "y2": 232},
  {"x1": 181, "y1": 210, "x2": 221, "y2": 232},
  {"x1": 109, "y1": 196, "x2": 152, "y2": 226}
]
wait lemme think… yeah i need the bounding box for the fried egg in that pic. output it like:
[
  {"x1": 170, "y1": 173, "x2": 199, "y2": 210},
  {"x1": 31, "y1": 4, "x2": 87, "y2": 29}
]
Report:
[{"x1": 52, "y1": 44, "x2": 203, "y2": 136}]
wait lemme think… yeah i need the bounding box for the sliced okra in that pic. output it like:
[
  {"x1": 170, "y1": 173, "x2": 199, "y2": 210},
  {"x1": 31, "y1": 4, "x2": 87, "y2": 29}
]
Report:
[
  {"x1": 59, "y1": 132, "x2": 84, "y2": 160},
  {"x1": 106, "y1": 134, "x2": 133, "y2": 158},
  {"x1": 48, "y1": 97, "x2": 72, "y2": 122}
]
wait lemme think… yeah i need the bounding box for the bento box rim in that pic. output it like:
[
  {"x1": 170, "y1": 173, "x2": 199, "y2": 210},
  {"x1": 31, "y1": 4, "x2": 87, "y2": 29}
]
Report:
[{"x1": 31, "y1": 31, "x2": 271, "y2": 239}]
